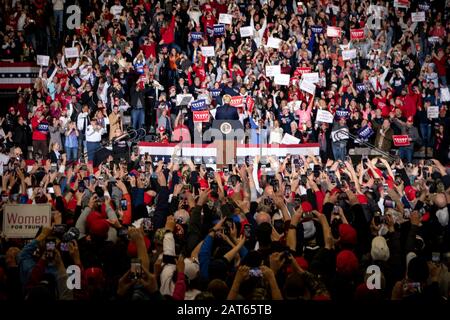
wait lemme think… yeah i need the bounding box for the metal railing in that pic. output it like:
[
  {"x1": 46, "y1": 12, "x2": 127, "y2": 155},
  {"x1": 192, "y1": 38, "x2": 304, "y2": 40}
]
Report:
[{"x1": 334, "y1": 129, "x2": 397, "y2": 163}]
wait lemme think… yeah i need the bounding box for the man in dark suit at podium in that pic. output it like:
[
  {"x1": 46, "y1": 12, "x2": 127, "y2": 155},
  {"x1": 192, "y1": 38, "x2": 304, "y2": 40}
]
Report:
[{"x1": 215, "y1": 95, "x2": 239, "y2": 120}]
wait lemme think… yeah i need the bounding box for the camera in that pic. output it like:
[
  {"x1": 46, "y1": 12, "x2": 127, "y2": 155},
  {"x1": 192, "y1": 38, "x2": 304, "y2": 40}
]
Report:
[
  {"x1": 62, "y1": 227, "x2": 80, "y2": 243},
  {"x1": 302, "y1": 211, "x2": 314, "y2": 220},
  {"x1": 53, "y1": 224, "x2": 67, "y2": 236}
]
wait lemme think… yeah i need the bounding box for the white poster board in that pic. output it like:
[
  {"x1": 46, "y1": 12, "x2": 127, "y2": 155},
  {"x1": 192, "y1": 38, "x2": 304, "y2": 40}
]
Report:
[
  {"x1": 281, "y1": 133, "x2": 301, "y2": 145},
  {"x1": 64, "y1": 47, "x2": 79, "y2": 58},
  {"x1": 342, "y1": 49, "x2": 357, "y2": 61},
  {"x1": 36, "y1": 55, "x2": 50, "y2": 66},
  {"x1": 274, "y1": 74, "x2": 290, "y2": 86},
  {"x1": 2, "y1": 204, "x2": 51, "y2": 238},
  {"x1": 427, "y1": 106, "x2": 439, "y2": 119},
  {"x1": 301, "y1": 72, "x2": 319, "y2": 84},
  {"x1": 411, "y1": 12, "x2": 426, "y2": 22},
  {"x1": 327, "y1": 26, "x2": 341, "y2": 37},
  {"x1": 300, "y1": 80, "x2": 316, "y2": 95},
  {"x1": 265, "y1": 65, "x2": 281, "y2": 77},
  {"x1": 176, "y1": 94, "x2": 194, "y2": 106},
  {"x1": 218, "y1": 13, "x2": 232, "y2": 25},
  {"x1": 441, "y1": 88, "x2": 450, "y2": 102},
  {"x1": 240, "y1": 26, "x2": 254, "y2": 38},
  {"x1": 267, "y1": 37, "x2": 282, "y2": 49},
  {"x1": 316, "y1": 109, "x2": 334, "y2": 123},
  {"x1": 200, "y1": 46, "x2": 215, "y2": 57}
]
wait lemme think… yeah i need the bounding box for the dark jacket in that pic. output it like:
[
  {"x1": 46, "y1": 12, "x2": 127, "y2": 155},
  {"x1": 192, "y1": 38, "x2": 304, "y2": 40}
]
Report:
[
  {"x1": 215, "y1": 104, "x2": 239, "y2": 120},
  {"x1": 130, "y1": 85, "x2": 151, "y2": 108}
]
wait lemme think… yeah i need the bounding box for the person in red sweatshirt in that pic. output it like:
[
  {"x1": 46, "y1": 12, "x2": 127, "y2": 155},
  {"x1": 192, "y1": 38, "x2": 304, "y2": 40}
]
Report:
[
  {"x1": 432, "y1": 48, "x2": 447, "y2": 85},
  {"x1": 201, "y1": 9, "x2": 215, "y2": 34},
  {"x1": 159, "y1": 12, "x2": 176, "y2": 46},
  {"x1": 31, "y1": 111, "x2": 49, "y2": 158},
  {"x1": 400, "y1": 81, "x2": 422, "y2": 119}
]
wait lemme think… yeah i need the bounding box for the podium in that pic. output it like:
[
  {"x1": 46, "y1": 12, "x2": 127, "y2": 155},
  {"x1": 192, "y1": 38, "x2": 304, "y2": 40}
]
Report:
[{"x1": 209, "y1": 120, "x2": 244, "y2": 168}]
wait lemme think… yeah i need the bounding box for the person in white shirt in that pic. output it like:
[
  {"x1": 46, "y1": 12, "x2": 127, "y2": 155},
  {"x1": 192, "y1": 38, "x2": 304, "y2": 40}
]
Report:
[
  {"x1": 85, "y1": 118, "x2": 106, "y2": 162},
  {"x1": 52, "y1": 0, "x2": 65, "y2": 39},
  {"x1": 110, "y1": 0, "x2": 124, "y2": 18},
  {"x1": 269, "y1": 120, "x2": 284, "y2": 144},
  {"x1": 77, "y1": 105, "x2": 90, "y2": 157}
]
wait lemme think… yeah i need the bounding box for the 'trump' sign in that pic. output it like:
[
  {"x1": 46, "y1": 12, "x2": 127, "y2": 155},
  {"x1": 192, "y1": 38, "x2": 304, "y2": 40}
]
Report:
[
  {"x1": 2, "y1": 204, "x2": 51, "y2": 238},
  {"x1": 350, "y1": 29, "x2": 365, "y2": 40},
  {"x1": 193, "y1": 110, "x2": 210, "y2": 122},
  {"x1": 393, "y1": 135, "x2": 410, "y2": 147}
]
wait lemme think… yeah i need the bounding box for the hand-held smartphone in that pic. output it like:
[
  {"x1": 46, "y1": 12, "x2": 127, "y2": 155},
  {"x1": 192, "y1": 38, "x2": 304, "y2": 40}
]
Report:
[
  {"x1": 243, "y1": 224, "x2": 251, "y2": 239},
  {"x1": 120, "y1": 199, "x2": 128, "y2": 210},
  {"x1": 60, "y1": 242, "x2": 69, "y2": 252},
  {"x1": 45, "y1": 239, "x2": 56, "y2": 260},
  {"x1": 432, "y1": 252, "x2": 440, "y2": 264},
  {"x1": 249, "y1": 268, "x2": 262, "y2": 277},
  {"x1": 333, "y1": 205, "x2": 340, "y2": 215},
  {"x1": 142, "y1": 218, "x2": 153, "y2": 233},
  {"x1": 284, "y1": 185, "x2": 291, "y2": 197},
  {"x1": 328, "y1": 170, "x2": 336, "y2": 184},
  {"x1": 130, "y1": 258, "x2": 142, "y2": 280}
]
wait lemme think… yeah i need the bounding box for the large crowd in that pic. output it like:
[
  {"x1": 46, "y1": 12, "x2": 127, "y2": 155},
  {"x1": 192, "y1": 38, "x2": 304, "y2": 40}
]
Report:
[{"x1": 0, "y1": 0, "x2": 449, "y2": 301}]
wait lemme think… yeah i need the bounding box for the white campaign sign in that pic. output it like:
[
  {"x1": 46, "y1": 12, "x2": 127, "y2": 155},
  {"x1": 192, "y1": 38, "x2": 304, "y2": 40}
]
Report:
[
  {"x1": 176, "y1": 94, "x2": 194, "y2": 106},
  {"x1": 327, "y1": 26, "x2": 341, "y2": 37},
  {"x1": 411, "y1": 12, "x2": 425, "y2": 22},
  {"x1": 267, "y1": 37, "x2": 282, "y2": 49},
  {"x1": 427, "y1": 106, "x2": 439, "y2": 119},
  {"x1": 342, "y1": 49, "x2": 357, "y2": 60},
  {"x1": 274, "y1": 74, "x2": 290, "y2": 86},
  {"x1": 441, "y1": 88, "x2": 450, "y2": 102},
  {"x1": 301, "y1": 72, "x2": 319, "y2": 84},
  {"x1": 64, "y1": 47, "x2": 79, "y2": 58},
  {"x1": 218, "y1": 13, "x2": 232, "y2": 24},
  {"x1": 2, "y1": 204, "x2": 51, "y2": 238},
  {"x1": 281, "y1": 133, "x2": 301, "y2": 145},
  {"x1": 240, "y1": 26, "x2": 254, "y2": 38},
  {"x1": 200, "y1": 46, "x2": 215, "y2": 57},
  {"x1": 265, "y1": 65, "x2": 281, "y2": 77},
  {"x1": 36, "y1": 55, "x2": 50, "y2": 66},
  {"x1": 316, "y1": 109, "x2": 334, "y2": 123},
  {"x1": 300, "y1": 80, "x2": 316, "y2": 95}
]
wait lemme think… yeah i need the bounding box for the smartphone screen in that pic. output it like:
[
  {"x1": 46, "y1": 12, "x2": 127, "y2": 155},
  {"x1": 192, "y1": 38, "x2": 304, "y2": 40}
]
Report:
[
  {"x1": 130, "y1": 258, "x2": 142, "y2": 280},
  {"x1": 432, "y1": 252, "x2": 440, "y2": 263},
  {"x1": 46, "y1": 240, "x2": 56, "y2": 259},
  {"x1": 120, "y1": 199, "x2": 127, "y2": 210},
  {"x1": 60, "y1": 242, "x2": 69, "y2": 252}
]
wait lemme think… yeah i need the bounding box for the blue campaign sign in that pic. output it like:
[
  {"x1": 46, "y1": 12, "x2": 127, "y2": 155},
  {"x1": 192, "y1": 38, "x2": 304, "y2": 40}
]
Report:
[
  {"x1": 210, "y1": 89, "x2": 221, "y2": 97},
  {"x1": 311, "y1": 26, "x2": 323, "y2": 34},
  {"x1": 214, "y1": 24, "x2": 225, "y2": 36},
  {"x1": 191, "y1": 99, "x2": 207, "y2": 111},
  {"x1": 356, "y1": 83, "x2": 366, "y2": 93},
  {"x1": 190, "y1": 32, "x2": 203, "y2": 42},
  {"x1": 335, "y1": 108, "x2": 350, "y2": 119},
  {"x1": 358, "y1": 125, "x2": 374, "y2": 140}
]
